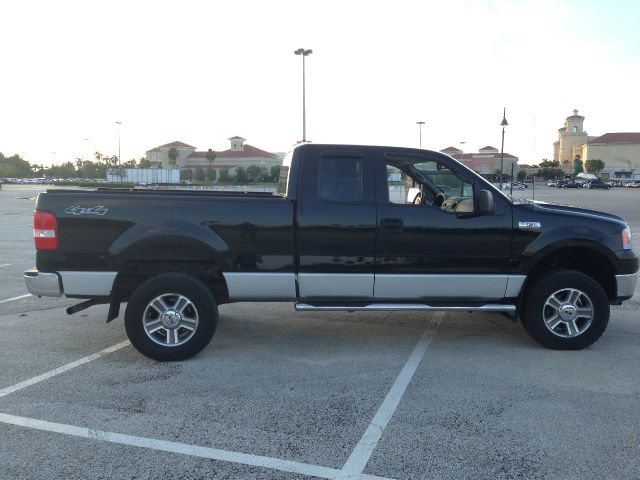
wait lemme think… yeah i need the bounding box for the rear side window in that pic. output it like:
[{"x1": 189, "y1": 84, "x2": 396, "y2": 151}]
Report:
[{"x1": 318, "y1": 158, "x2": 363, "y2": 202}]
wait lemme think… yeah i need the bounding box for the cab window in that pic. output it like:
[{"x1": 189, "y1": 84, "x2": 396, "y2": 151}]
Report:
[{"x1": 385, "y1": 157, "x2": 475, "y2": 213}]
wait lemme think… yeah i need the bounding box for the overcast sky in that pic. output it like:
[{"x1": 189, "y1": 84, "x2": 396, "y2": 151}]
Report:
[{"x1": 2, "y1": 0, "x2": 639, "y2": 167}]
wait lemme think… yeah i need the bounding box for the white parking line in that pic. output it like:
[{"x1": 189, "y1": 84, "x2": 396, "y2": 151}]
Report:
[
  {"x1": 0, "y1": 413, "x2": 392, "y2": 480},
  {"x1": 0, "y1": 264, "x2": 12, "y2": 268},
  {"x1": 0, "y1": 340, "x2": 130, "y2": 398},
  {"x1": 0, "y1": 294, "x2": 31, "y2": 304},
  {"x1": 0, "y1": 318, "x2": 443, "y2": 480},
  {"x1": 338, "y1": 315, "x2": 442, "y2": 478}
]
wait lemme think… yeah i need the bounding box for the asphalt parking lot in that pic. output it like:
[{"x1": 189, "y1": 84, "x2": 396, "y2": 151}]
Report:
[{"x1": 1, "y1": 184, "x2": 639, "y2": 480}]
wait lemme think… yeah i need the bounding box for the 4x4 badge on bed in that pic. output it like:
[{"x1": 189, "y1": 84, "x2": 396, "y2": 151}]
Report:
[{"x1": 65, "y1": 206, "x2": 109, "y2": 216}]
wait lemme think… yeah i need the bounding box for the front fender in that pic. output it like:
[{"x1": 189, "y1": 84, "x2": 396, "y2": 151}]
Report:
[{"x1": 519, "y1": 225, "x2": 617, "y2": 274}]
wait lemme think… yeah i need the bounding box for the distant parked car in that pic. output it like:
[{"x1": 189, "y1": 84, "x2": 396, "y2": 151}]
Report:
[
  {"x1": 561, "y1": 182, "x2": 581, "y2": 188},
  {"x1": 587, "y1": 181, "x2": 612, "y2": 190},
  {"x1": 502, "y1": 182, "x2": 525, "y2": 190},
  {"x1": 512, "y1": 181, "x2": 528, "y2": 188},
  {"x1": 546, "y1": 180, "x2": 558, "y2": 187}
]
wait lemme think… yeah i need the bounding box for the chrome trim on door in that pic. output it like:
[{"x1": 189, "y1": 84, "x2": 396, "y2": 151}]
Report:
[
  {"x1": 374, "y1": 274, "x2": 510, "y2": 300},
  {"x1": 223, "y1": 272, "x2": 296, "y2": 300},
  {"x1": 58, "y1": 271, "x2": 117, "y2": 296},
  {"x1": 298, "y1": 273, "x2": 374, "y2": 298}
]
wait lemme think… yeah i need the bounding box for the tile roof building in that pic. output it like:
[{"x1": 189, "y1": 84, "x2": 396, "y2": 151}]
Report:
[
  {"x1": 145, "y1": 137, "x2": 280, "y2": 173},
  {"x1": 440, "y1": 145, "x2": 519, "y2": 177}
]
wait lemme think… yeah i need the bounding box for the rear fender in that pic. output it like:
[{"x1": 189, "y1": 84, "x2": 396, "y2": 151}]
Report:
[{"x1": 107, "y1": 221, "x2": 232, "y2": 271}]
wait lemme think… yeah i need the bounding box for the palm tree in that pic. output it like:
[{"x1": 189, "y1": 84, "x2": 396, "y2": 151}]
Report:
[
  {"x1": 205, "y1": 148, "x2": 216, "y2": 180},
  {"x1": 205, "y1": 148, "x2": 216, "y2": 168},
  {"x1": 167, "y1": 147, "x2": 179, "y2": 168}
]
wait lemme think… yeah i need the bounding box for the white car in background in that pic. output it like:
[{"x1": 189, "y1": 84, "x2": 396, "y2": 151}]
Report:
[{"x1": 502, "y1": 182, "x2": 526, "y2": 190}]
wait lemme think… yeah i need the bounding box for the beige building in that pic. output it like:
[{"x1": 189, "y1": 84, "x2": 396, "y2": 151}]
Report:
[
  {"x1": 581, "y1": 133, "x2": 640, "y2": 180},
  {"x1": 145, "y1": 137, "x2": 281, "y2": 175},
  {"x1": 552, "y1": 110, "x2": 640, "y2": 180},
  {"x1": 553, "y1": 110, "x2": 595, "y2": 171}
]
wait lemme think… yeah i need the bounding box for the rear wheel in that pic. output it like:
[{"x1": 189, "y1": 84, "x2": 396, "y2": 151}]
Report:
[
  {"x1": 125, "y1": 273, "x2": 218, "y2": 361},
  {"x1": 521, "y1": 269, "x2": 609, "y2": 350}
]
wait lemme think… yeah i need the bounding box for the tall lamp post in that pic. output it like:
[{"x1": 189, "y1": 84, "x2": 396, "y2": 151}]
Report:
[
  {"x1": 499, "y1": 108, "x2": 508, "y2": 188},
  {"x1": 294, "y1": 48, "x2": 312, "y2": 142},
  {"x1": 459, "y1": 141, "x2": 466, "y2": 162},
  {"x1": 115, "y1": 121, "x2": 122, "y2": 165},
  {"x1": 417, "y1": 121, "x2": 425, "y2": 148}
]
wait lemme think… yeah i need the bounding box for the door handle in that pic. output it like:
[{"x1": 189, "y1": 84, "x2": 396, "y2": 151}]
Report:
[{"x1": 380, "y1": 217, "x2": 403, "y2": 232}]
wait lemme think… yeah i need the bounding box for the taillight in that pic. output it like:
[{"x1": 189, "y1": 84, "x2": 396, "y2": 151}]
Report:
[{"x1": 34, "y1": 210, "x2": 58, "y2": 250}]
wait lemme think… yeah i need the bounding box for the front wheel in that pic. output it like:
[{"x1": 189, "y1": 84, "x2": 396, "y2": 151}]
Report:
[
  {"x1": 521, "y1": 270, "x2": 609, "y2": 350},
  {"x1": 125, "y1": 273, "x2": 218, "y2": 361}
]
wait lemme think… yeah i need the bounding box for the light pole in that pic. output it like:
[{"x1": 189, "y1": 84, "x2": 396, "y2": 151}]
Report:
[
  {"x1": 531, "y1": 165, "x2": 538, "y2": 201},
  {"x1": 115, "y1": 121, "x2": 122, "y2": 165},
  {"x1": 459, "y1": 141, "x2": 466, "y2": 163},
  {"x1": 294, "y1": 48, "x2": 312, "y2": 142},
  {"x1": 499, "y1": 108, "x2": 508, "y2": 188},
  {"x1": 417, "y1": 121, "x2": 425, "y2": 148}
]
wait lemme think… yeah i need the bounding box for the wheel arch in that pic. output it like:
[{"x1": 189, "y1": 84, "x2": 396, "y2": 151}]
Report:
[
  {"x1": 521, "y1": 243, "x2": 617, "y2": 304},
  {"x1": 107, "y1": 222, "x2": 233, "y2": 308}
]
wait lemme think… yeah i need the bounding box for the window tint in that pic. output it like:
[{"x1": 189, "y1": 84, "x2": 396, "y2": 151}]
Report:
[{"x1": 318, "y1": 157, "x2": 363, "y2": 202}]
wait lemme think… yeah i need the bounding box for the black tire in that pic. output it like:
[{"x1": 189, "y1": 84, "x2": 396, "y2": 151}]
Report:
[
  {"x1": 521, "y1": 269, "x2": 609, "y2": 350},
  {"x1": 125, "y1": 273, "x2": 218, "y2": 361}
]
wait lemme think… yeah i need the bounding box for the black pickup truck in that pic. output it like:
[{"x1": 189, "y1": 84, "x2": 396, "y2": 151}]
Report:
[{"x1": 25, "y1": 144, "x2": 638, "y2": 360}]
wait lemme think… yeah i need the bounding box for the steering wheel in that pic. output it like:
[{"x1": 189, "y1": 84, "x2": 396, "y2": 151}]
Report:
[
  {"x1": 432, "y1": 192, "x2": 446, "y2": 207},
  {"x1": 412, "y1": 191, "x2": 424, "y2": 205}
]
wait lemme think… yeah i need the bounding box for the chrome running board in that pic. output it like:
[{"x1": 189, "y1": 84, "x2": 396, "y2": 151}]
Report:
[{"x1": 295, "y1": 303, "x2": 516, "y2": 313}]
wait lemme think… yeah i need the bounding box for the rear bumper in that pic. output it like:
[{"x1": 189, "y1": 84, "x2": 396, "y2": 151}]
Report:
[
  {"x1": 24, "y1": 269, "x2": 62, "y2": 297},
  {"x1": 24, "y1": 269, "x2": 117, "y2": 297}
]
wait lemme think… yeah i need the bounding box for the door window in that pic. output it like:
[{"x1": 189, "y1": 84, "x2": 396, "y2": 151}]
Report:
[{"x1": 385, "y1": 157, "x2": 475, "y2": 213}]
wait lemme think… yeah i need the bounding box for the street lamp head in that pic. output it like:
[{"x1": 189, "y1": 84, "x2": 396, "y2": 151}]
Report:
[
  {"x1": 416, "y1": 121, "x2": 425, "y2": 126},
  {"x1": 294, "y1": 48, "x2": 313, "y2": 56},
  {"x1": 500, "y1": 107, "x2": 508, "y2": 128}
]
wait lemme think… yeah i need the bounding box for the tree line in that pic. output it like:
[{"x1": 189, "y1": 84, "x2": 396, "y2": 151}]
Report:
[
  {"x1": 0, "y1": 151, "x2": 150, "y2": 179},
  {"x1": 533, "y1": 158, "x2": 606, "y2": 180}
]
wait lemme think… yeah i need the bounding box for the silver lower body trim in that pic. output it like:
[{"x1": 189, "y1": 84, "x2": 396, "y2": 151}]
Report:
[
  {"x1": 374, "y1": 274, "x2": 523, "y2": 300},
  {"x1": 58, "y1": 271, "x2": 117, "y2": 296},
  {"x1": 295, "y1": 303, "x2": 516, "y2": 313},
  {"x1": 505, "y1": 275, "x2": 526, "y2": 297},
  {"x1": 223, "y1": 272, "x2": 296, "y2": 300},
  {"x1": 24, "y1": 269, "x2": 62, "y2": 297},
  {"x1": 298, "y1": 273, "x2": 374, "y2": 298},
  {"x1": 616, "y1": 273, "x2": 638, "y2": 298}
]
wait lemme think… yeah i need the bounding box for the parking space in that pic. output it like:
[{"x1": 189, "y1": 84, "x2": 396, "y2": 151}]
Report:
[{"x1": 1, "y1": 185, "x2": 639, "y2": 479}]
